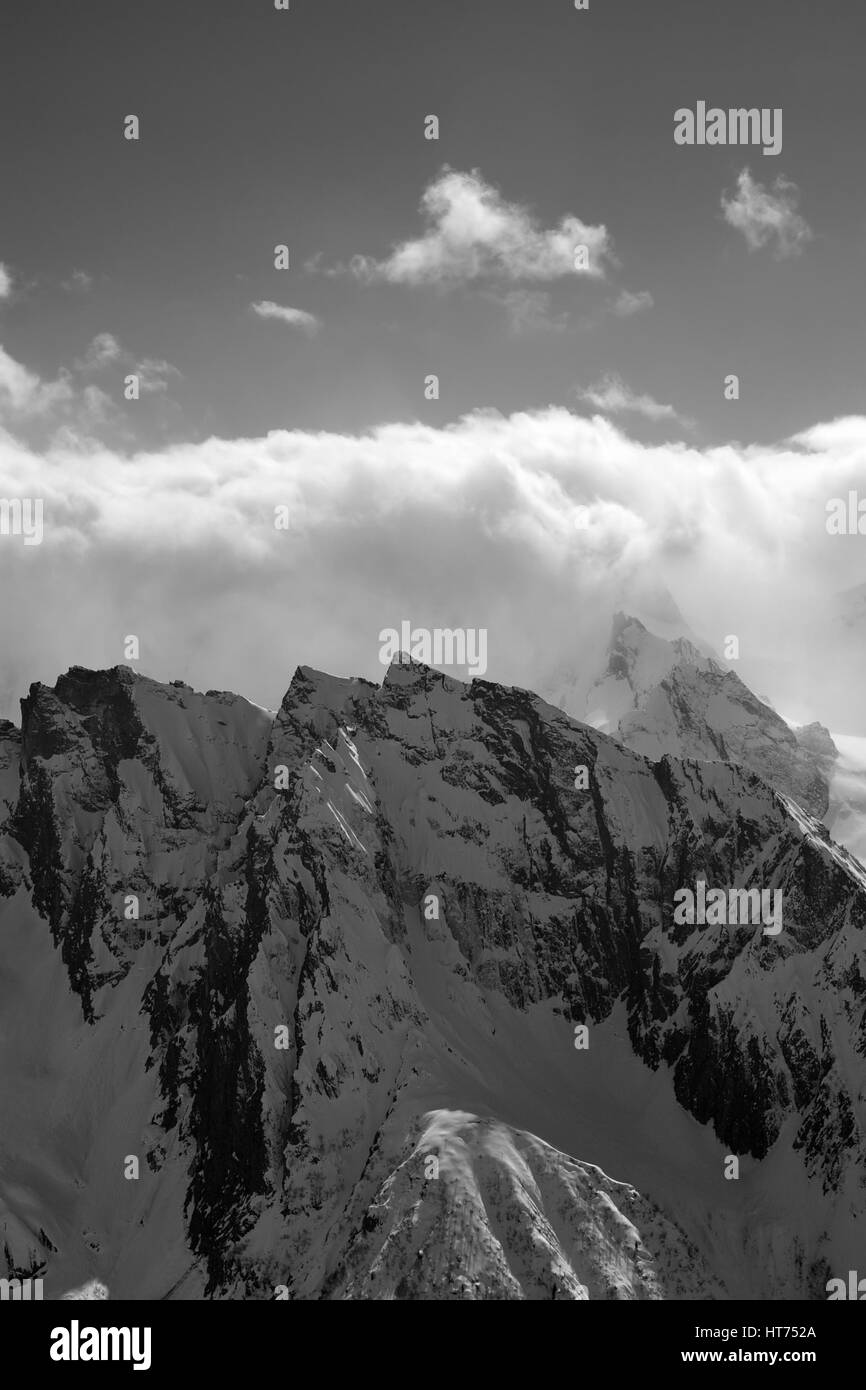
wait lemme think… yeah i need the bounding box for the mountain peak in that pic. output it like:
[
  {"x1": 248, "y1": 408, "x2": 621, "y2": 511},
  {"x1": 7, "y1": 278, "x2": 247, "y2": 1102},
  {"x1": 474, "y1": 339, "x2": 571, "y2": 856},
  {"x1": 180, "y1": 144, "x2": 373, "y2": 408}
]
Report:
[{"x1": 579, "y1": 615, "x2": 830, "y2": 818}]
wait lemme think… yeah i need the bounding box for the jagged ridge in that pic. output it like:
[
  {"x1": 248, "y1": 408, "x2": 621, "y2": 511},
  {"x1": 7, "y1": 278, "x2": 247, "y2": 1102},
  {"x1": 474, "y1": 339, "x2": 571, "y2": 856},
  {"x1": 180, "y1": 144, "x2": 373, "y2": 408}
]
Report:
[{"x1": 0, "y1": 658, "x2": 865, "y2": 1299}]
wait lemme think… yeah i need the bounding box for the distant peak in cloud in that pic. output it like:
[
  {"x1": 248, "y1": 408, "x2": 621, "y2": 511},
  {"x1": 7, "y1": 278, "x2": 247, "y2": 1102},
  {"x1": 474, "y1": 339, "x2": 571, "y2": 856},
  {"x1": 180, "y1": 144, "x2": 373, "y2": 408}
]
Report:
[
  {"x1": 327, "y1": 166, "x2": 614, "y2": 287},
  {"x1": 251, "y1": 300, "x2": 320, "y2": 333},
  {"x1": 721, "y1": 168, "x2": 813, "y2": 258},
  {"x1": 578, "y1": 373, "x2": 691, "y2": 427}
]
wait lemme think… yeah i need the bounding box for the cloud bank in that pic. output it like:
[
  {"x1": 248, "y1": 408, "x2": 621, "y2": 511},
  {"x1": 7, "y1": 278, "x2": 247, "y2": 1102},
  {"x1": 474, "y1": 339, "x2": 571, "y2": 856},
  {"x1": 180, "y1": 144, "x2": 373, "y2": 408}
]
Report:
[{"x1": 2, "y1": 354, "x2": 866, "y2": 731}]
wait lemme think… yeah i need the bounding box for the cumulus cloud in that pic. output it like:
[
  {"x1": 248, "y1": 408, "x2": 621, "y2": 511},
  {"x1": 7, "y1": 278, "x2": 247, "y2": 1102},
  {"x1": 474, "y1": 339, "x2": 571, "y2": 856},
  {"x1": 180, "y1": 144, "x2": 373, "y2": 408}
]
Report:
[
  {"x1": 721, "y1": 168, "x2": 813, "y2": 258},
  {"x1": 251, "y1": 300, "x2": 320, "y2": 333},
  {"x1": 578, "y1": 374, "x2": 690, "y2": 427},
  {"x1": 612, "y1": 289, "x2": 653, "y2": 318},
  {"x1": 331, "y1": 167, "x2": 614, "y2": 286},
  {"x1": 2, "y1": 391, "x2": 866, "y2": 731},
  {"x1": 0, "y1": 263, "x2": 13, "y2": 300}
]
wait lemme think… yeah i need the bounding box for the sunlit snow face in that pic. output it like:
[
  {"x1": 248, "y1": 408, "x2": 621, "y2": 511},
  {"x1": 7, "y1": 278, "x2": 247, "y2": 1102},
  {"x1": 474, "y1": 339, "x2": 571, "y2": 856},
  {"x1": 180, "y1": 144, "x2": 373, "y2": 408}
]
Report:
[{"x1": 60, "y1": 1280, "x2": 110, "y2": 1300}]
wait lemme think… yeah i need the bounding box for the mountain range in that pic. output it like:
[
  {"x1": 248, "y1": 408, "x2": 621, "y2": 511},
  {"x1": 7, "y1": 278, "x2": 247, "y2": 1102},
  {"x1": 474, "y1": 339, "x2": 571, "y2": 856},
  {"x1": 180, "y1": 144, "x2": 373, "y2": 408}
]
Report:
[{"x1": 1, "y1": 631, "x2": 865, "y2": 1300}]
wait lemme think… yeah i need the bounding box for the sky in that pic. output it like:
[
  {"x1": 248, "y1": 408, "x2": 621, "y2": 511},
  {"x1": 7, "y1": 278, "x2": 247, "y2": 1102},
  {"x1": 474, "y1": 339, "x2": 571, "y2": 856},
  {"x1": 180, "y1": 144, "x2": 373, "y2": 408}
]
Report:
[{"x1": 2, "y1": 0, "x2": 866, "y2": 730}]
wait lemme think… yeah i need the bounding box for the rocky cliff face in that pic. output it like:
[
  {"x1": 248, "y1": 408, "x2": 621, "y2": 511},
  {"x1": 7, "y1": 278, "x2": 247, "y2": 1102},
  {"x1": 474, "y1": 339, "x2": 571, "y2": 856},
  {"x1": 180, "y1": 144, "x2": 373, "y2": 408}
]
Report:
[{"x1": 1, "y1": 659, "x2": 865, "y2": 1299}]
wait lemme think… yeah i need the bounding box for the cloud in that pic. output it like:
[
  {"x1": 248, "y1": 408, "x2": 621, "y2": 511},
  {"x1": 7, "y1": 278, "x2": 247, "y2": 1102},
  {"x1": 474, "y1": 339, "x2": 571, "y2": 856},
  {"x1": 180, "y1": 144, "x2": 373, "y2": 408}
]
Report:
[
  {"x1": 0, "y1": 264, "x2": 12, "y2": 300},
  {"x1": 332, "y1": 167, "x2": 614, "y2": 286},
  {"x1": 250, "y1": 300, "x2": 320, "y2": 333},
  {"x1": 135, "y1": 357, "x2": 181, "y2": 394},
  {"x1": 0, "y1": 339, "x2": 175, "y2": 446},
  {"x1": 612, "y1": 289, "x2": 653, "y2": 318},
  {"x1": 721, "y1": 168, "x2": 813, "y2": 258},
  {"x1": 62, "y1": 272, "x2": 94, "y2": 294},
  {"x1": 78, "y1": 333, "x2": 122, "y2": 371},
  {"x1": 0, "y1": 346, "x2": 73, "y2": 418},
  {"x1": 75, "y1": 333, "x2": 179, "y2": 393},
  {"x1": 492, "y1": 289, "x2": 569, "y2": 335},
  {"x1": 4, "y1": 384, "x2": 866, "y2": 731},
  {"x1": 61, "y1": 269, "x2": 94, "y2": 293},
  {"x1": 78, "y1": 383, "x2": 114, "y2": 422},
  {"x1": 578, "y1": 374, "x2": 691, "y2": 427}
]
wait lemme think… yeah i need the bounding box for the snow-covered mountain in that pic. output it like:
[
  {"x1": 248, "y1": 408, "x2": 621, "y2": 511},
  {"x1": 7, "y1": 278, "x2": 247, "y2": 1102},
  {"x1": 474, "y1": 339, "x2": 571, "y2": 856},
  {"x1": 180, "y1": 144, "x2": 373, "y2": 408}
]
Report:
[
  {"x1": 549, "y1": 613, "x2": 834, "y2": 819},
  {"x1": 2, "y1": 659, "x2": 866, "y2": 1300},
  {"x1": 545, "y1": 611, "x2": 866, "y2": 872}
]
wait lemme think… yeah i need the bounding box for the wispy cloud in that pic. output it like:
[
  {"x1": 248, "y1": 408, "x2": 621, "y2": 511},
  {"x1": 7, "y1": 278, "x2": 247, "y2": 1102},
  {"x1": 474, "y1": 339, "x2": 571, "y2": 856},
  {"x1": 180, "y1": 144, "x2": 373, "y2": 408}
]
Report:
[
  {"x1": 721, "y1": 168, "x2": 813, "y2": 258},
  {"x1": 250, "y1": 300, "x2": 320, "y2": 333},
  {"x1": 0, "y1": 336, "x2": 177, "y2": 446},
  {"x1": 76, "y1": 333, "x2": 179, "y2": 393},
  {"x1": 135, "y1": 357, "x2": 180, "y2": 394},
  {"x1": 328, "y1": 167, "x2": 614, "y2": 286},
  {"x1": 491, "y1": 289, "x2": 569, "y2": 335},
  {"x1": 0, "y1": 263, "x2": 14, "y2": 301},
  {"x1": 61, "y1": 269, "x2": 94, "y2": 293},
  {"x1": 77, "y1": 332, "x2": 122, "y2": 370},
  {"x1": 578, "y1": 374, "x2": 691, "y2": 427},
  {"x1": 611, "y1": 289, "x2": 653, "y2": 318}
]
